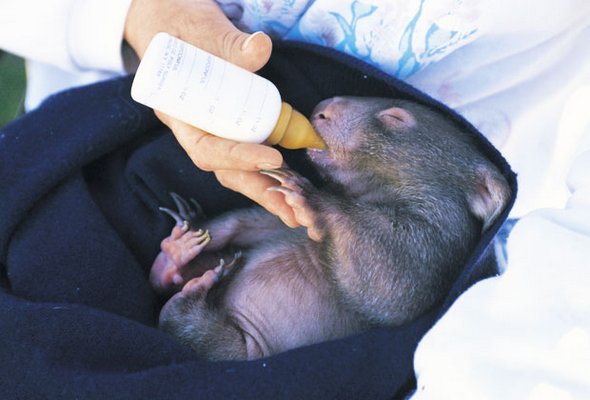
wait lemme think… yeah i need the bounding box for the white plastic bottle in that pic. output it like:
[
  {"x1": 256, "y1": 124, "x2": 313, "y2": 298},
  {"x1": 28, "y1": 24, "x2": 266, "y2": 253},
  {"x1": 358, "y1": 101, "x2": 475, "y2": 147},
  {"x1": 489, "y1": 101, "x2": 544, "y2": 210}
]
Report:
[{"x1": 131, "y1": 32, "x2": 325, "y2": 149}]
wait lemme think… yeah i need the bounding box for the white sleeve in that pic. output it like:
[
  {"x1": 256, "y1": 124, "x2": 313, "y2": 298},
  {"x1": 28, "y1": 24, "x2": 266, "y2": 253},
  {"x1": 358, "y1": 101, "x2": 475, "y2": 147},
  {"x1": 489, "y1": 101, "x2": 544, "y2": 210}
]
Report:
[
  {"x1": 0, "y1": 0, "x2": 132, "y2": 73},
  {"x1": 410, "y1": 126, "x2": 590, "y2": 398}
]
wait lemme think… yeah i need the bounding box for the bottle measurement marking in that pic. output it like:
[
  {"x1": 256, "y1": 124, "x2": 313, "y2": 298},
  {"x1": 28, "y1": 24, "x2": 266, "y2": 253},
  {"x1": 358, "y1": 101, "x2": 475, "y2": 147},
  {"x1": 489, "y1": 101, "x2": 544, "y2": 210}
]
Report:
[
  {"x1": 133, "y1": 33, "x2": 316, "y2": 147},
  {"x1": 179, "y1": 46, "x2": 204, "y2": 102},
  {"x1": 198, "y1": 55, "x2": 213, "y2": 86},
  {"x1": 209, "y1": 61, "x2": 226, "y2": 116},
  {"x1": 234, "y1": 76, "x2": 255, "y2": 127},
  {"x1": 172, "y1": 42, "x2": 184, "y2": 71},
  {"x1": 156, "y1": 37, "x2": 177, "y2": 91},
  {"x1": 251, "y1": 85, "x2": 269, "y2": 134}
]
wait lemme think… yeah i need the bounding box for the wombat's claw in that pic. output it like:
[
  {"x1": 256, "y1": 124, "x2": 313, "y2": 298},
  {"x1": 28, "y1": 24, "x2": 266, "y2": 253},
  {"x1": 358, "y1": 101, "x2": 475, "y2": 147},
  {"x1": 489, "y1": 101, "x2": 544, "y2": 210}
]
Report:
[
  {"x1": 212, "y1": 259, "x2": 226, "y2": 282},
  {"x1": 226, "y1": 251, "x2": 243, "y2": 270},
  {"x1": 159, "y1": 193, "x2": 206, "y2": 228},
  {"x1": 159, "y1": 206, "x2": 187, "y2": 228},
  {"x1": 260, "y1": 168, "x2": 297, "y2": 183},
  {"x1": 214, "y1": 251, "x2": 243, "y2": 279},
  {"x1": 170, "y1": 192, "x2": 205, "y2": 222},
  {"x1": 191, "y1": 229, "x2": 211, "y2": 244},
  {"x1": 261, "y1": 168, "x2": 307, "y2": 196},
  {"x1": 266, "y1": 186, "x2": 294, "y2": 196},
  {"x1": 181, "y1": 250, "x2": 242, "y2": 294}
]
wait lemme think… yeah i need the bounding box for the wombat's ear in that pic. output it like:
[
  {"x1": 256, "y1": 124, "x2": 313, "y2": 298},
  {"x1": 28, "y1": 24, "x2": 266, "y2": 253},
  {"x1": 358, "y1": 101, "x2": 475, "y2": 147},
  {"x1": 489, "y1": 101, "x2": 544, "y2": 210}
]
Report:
[
  {"x1": 377, "y1": 107, "x2": 416, "y2": 129},
  {"x1": 466, "y1": 165, "x2": 511, "y2": 232}
]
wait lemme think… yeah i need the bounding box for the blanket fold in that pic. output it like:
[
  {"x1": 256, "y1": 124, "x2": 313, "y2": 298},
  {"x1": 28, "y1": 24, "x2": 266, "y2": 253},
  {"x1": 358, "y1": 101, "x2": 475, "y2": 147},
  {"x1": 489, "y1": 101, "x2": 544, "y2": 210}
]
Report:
[{"x1": 0, "y1": 41, "x2": 516, "y2": 399}]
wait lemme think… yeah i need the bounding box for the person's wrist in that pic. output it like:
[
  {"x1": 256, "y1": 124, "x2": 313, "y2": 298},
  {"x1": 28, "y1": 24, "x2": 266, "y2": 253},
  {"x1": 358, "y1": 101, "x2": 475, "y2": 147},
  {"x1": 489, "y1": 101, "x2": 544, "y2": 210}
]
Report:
[
  {"x1": 120, "y1": 40, "x2": 139, "y2": 72},
  {"x1": 123, "y1": 0, "x2": 155, "y2": 58}
]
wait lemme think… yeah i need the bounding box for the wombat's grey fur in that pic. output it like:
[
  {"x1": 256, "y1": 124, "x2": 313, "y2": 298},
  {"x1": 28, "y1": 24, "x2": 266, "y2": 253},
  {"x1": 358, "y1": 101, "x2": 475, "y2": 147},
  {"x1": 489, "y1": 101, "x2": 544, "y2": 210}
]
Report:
[{"x1": 150, "y1": 96, "x2": 511, "y2": 360}]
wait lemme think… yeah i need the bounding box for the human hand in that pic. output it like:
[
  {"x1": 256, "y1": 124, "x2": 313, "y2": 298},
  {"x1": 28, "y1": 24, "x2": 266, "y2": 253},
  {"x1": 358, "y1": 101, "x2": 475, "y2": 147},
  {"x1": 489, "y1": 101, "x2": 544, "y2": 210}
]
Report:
[
  {"x1": 124, "y1": 0, "x2": 271, "y2": 71},
  {"x1": 125, "y1": 0, "x2": 298, "y2": 227},
  {"x1": 159, "y1": 114, "x2": 298, "y2": 227}
]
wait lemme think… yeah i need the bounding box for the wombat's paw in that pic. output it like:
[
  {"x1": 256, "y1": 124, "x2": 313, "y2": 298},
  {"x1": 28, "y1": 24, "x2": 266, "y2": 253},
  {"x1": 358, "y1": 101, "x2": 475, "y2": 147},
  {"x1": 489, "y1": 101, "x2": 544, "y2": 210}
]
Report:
[
  {"x1": 260, "y1": 168, "x2": 324, "y2": 241},
  {"x1": 181, "y1": 251, "x2": 242, "y2": 296},
  {"x1": 161, "y1": 227, "x2": 211, "y2": 269},
  {"x1": 150, "y1": 226, "x2": 212, "y2": 292}
]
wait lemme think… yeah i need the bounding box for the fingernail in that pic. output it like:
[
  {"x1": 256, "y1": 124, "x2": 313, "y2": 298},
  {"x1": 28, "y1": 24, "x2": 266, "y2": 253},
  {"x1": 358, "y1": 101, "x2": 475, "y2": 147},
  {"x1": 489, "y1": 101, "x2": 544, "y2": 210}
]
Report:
[
  {"x1": 266, "y1": 186, "x2": 283, "y2": 194},
  {"x1": 172, "y1": 274, "x2": 183, "y2": 285},
  {"x1": 241, "y1": 31, "x2": 264, "y2": 51},
  {"x1": 257, "y1": 162, "x2": 282, "y2": 170}
]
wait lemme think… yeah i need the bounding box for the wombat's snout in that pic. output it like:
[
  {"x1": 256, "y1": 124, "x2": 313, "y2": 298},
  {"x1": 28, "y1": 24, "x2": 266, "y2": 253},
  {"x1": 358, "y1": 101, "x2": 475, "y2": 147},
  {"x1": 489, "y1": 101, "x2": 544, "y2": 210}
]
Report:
[{"x1": 311, "y1": 97, "x2": 346, "y2": 122}]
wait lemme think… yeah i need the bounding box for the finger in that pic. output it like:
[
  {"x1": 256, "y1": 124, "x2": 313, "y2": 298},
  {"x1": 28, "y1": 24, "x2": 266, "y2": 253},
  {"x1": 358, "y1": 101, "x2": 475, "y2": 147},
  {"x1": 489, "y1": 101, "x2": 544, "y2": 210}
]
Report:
[
  {"x1": 154, "y1": 109, "x2": 174, "y2": 127},
  {"x1": 215, "y1": 170, "x2": 299, "y2": 228},
  {"x1": 165, "y1": 116, "x2": 283, "y2": 172}
]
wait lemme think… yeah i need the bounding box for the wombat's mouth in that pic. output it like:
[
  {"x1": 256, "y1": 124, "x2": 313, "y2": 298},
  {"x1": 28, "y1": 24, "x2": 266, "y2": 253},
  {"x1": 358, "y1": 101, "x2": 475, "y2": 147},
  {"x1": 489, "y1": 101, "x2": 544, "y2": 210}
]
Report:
[
  {"x1": 306, "y1": 129, "x2": 328, "y2": 154},
  {"x1": 309, "y1": 120, "x2": 329, "y2": 149},
  {"x1": 306, "y1": 144, "x2": 332, "y2": 168}
]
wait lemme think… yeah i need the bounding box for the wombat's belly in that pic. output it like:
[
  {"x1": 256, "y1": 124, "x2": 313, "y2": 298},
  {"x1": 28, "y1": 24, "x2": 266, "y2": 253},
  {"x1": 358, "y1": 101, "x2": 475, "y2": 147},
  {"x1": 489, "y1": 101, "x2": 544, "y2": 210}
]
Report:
[{"x1": 221, "y1": 237, "x2": 364, "y2": 356}]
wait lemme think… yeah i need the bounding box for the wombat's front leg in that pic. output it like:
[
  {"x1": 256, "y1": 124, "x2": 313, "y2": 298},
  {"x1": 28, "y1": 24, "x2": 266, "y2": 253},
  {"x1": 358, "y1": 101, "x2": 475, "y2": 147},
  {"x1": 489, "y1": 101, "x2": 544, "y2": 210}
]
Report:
[
  {"x1": 151, "y1": 193, "x2": 219, "y2": 295},
  {"x1": 261, "y1": 168, "x2": 325, "y2": 241},
  {"x1": 263, "y1": 168, "x2": 422, "y2": 326},
  {"x1": 175, "y1": 253, "x2": 242, "y2": 297}
]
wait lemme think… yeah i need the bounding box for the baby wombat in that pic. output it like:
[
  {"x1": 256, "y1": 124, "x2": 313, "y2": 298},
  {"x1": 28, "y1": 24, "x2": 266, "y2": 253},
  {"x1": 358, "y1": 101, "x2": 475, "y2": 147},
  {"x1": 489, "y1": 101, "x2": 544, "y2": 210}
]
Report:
[{"x1": 150, "y1": 96, "x2": 511, "y2": 361}]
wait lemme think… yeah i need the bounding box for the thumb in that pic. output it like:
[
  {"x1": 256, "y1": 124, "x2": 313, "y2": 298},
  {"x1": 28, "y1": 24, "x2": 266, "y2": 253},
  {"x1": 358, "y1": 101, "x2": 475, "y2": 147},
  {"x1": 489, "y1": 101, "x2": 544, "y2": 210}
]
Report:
[
  {"x1": 178, "y1": 2, "x2": 273, "y2": 72},
  {"x1": 213, "y1": 30, "x2": 273, "y2": 72}
]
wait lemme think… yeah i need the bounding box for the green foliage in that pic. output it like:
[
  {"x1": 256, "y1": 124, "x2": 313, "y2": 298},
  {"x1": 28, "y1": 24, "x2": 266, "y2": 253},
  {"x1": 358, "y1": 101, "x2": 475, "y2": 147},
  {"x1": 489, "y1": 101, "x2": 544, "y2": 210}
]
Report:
[{"x1": 0, "y1": 52, "x2": 26, "y2": 128}]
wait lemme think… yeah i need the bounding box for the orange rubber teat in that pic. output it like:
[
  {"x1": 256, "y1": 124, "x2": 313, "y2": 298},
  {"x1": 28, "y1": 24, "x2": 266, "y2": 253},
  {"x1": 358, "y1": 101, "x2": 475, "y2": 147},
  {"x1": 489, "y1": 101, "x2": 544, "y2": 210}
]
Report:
[{"x1": 266, "y1": 102, "x2": 326, "y2": 149}]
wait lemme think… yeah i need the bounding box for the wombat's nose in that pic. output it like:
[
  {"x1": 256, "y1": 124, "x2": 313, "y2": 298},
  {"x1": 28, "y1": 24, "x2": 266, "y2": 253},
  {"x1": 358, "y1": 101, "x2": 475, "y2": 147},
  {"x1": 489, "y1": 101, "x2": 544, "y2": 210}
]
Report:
[
  {"x1": 311, "y1": 111, "x2": 328, "y2": 123},
  {"x1": 314, "y1": 112, "x2": 327, "y2": 121},
  {"x1": 312, "y1": 97, "x2": 343, "y2": 121}
]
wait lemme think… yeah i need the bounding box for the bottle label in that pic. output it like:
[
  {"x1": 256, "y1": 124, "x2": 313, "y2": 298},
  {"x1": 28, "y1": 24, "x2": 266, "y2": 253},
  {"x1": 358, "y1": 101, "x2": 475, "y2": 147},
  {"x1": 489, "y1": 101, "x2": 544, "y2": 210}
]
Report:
[{"x1": 131, "y1": 33, "x2": 281, "y2": 143}]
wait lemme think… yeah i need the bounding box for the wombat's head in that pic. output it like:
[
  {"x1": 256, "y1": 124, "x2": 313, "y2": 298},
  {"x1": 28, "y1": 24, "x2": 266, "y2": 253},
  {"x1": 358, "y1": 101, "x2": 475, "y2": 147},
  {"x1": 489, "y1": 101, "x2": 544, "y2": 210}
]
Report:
[{"x1": 308, "y1": 96, "x2": 510, "y2": 231}]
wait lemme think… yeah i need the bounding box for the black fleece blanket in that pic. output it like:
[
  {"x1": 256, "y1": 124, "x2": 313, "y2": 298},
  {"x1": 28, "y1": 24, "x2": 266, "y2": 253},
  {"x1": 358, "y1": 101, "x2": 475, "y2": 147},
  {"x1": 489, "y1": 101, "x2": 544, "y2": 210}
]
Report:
[{"x1": 0, "y1": 42, "x2": 516, "y2": 399}]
